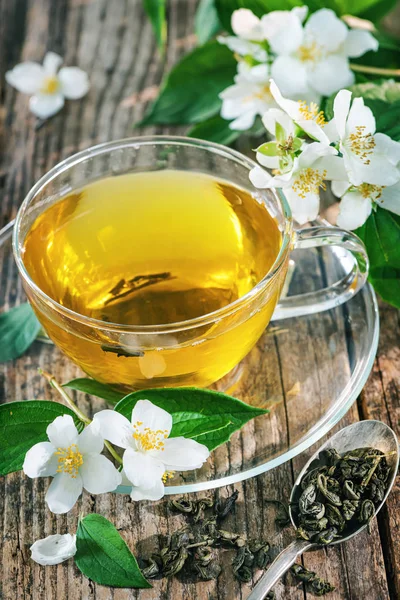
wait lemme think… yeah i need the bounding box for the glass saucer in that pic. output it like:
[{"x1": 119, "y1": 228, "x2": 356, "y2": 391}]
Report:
[{"x1": 0, "y1": 222, "x2": 379, "y2": 494}]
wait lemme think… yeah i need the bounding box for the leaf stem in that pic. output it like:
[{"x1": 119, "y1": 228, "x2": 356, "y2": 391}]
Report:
[
  {"x1": 350, "y1": 64, "x2": 400, "y2": 77},
  {"x1": 39, "y1": 369, "x2": 91, "y2": 424},
  {"x1": 104, "y1": 441, "x2": 123, "y2": 466},
  {"x1": 39, "y1": 369, "x2": 123, "y2": 465}
]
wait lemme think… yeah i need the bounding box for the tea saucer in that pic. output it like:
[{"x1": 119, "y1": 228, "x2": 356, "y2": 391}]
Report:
[{"x1": 0, "y1": 223, "x2": 379, "y2": 493}]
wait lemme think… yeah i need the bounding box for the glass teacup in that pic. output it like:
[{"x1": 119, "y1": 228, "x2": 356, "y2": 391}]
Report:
[{"x1": 13, "y1": 137, "x2": 368, "y2": 390}]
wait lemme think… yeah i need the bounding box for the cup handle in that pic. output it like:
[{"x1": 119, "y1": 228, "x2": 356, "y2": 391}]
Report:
[{"x1": 272, "y1": 226, "x2": 369, "y2": 321}]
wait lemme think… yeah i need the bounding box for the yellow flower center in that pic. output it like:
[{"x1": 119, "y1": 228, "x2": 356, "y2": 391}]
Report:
[
  {"x1": 55, "y1": 444, "x2": 83, "y2": 478},
  {"x1": 162, "y1": 470, "x2": 175, "y2": 483},
  {"x1": 133, "y1": 421, "x2": 168, "y2": 452},
  {"x1": 292, "y1": 168, "x2": 327, "y2": 199},
  {"x1": 298, "y1": 101, "x2": 326, "y2": 126},
  {"x1": 244, "y1": 84, "x2": 272, "y2": 103},
  {"x1": 298, "y1": 41, "x2": 321, "y2": 63},
  {"x1": 348, "y1": 126, "x2": 375, "y2": 164},
  {"x1": 358, "y1": 183, "x2": 383, "y2": 200},
  {"x1": 41, "y1": 76, "x2": 60, "y2": 94}
]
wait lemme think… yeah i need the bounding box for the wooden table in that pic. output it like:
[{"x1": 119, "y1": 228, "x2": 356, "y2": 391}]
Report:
[{"x1": 1, "y1": 1, "x2": 399, "y2": 598}]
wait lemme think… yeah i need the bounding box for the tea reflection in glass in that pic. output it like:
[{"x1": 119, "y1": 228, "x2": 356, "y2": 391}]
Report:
[{"x1": 21, "y1": 169, "x2": 285, "y2": 389}]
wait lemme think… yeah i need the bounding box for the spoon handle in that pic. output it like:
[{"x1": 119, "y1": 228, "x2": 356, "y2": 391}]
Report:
[{"x1": 247, "y1": 539, "x2": 312, "y2": 600}]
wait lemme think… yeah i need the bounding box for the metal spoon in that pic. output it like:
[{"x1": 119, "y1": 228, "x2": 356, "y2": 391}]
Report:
[{"x1": 247, "y1": 420, "x2": 399, "y2": 600}]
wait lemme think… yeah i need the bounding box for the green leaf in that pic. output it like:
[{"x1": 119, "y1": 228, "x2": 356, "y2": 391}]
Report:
[
  {"x1": 114, "y1": 387, "x2": 268, "y2": 451},
  {"x1": 0, "y1": 401, "x2": 84, "y2": 476},
  {"x1": 355, "y1": 208, "x2": 400, "y2": 308},
  {"x1": 75, "y1": 514, "x2": 151, "y2": 589},
  {"x1": 137, "y1": 41, "x2": 237, "y2": 126},
  {"x1": 257, "y1": 141, "x2": 278, "y2": 156},
  {"x1": 371, "y1": 99, "x2": 400, "y2": 141},
  {"x1": 356, "y1": 207, "x2": 400, "y2": 268},
  {"x1": 275, "y1": 121, "x2": 286, "y2": 143},
  {"x1": 195, "y1": 0, "x2": 221, "y2": 45},
  {"x1": 63, "y1": 378, "x2": 125, "y2": 405},
  {"x1": 0, "y1": 303, "x2": 41, "y2": 363},
  {"x1": 361, "y1": 0, "x2": 397, "y2": 22},
  {"x1": 188, "y1": 114, "x2": 241, "y2": 145},
  {"x1": 369, "y1": 265, "x2": 400, "y2": 308},
  {"x1": 143, "y1": 0, "x2": 167, "y2": 53}
]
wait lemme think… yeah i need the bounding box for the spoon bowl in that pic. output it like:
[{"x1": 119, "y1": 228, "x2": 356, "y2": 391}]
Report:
[{"x1": 248, "y1": 420, "x2": 399, "y2": 600}]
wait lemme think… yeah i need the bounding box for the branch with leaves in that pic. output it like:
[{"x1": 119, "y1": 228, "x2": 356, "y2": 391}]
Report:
[
  {"x1": 138, "y1": 1, "x2": 400, "y2": 309},
  {"x1": 0, "y1": 371, "x2": 267, "y2": 587}
]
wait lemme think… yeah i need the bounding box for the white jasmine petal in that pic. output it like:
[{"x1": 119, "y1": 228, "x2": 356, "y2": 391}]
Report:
[
  {"x1": 153, "y1": 437, "x2": 210, "y2": 471},
  {"x1": 271, "y1": 56, "x2": 309, "y2": 98},
  {"x1": 219, "y1": 62, "x2": 274, "y2": 130},
  {"x1": 29, "y1": 93, "x2": 65, "y2": 119},
  {"x1": 261, "y1": 9, "x2": 304, "y2": 55},
  {"x1": 307, "y1": 55, "x2": 354, "y2": 97},
  {"x1": 374, "y1": 132, "x2": 400, "y2": 166},
  {"x1": 345, "y1": 97, "x2": 376, "y2": 136},
  {"x1": 337, "y1": 190, "x2": 372, "y2": 230},
  {"x1": 45, "y1": 472, "x2": 83, "y2": 514},
  {"x1": 344, "y1": 30, "x2": 379, "y2": 58},
  {"x1": 298, "y1": 143, "x2": 337, "y2": 168},
  {"x1": 231, "y1": 9, "x2": 264, "y2": 41},
  {"x1": 324, "y1": 119, "x2": 340, "y2": 143},
  {"x1": 130, "y1": 478, "x2": 165, "y2": 502},
  {"x1": 292, "y1": 6, "x2": 308, "y2": 23},
  {"x1": 30, "y1": 533, "x2": 76, "y2": 566},
  {"x1": 243, "y1": 63, "x2": 270, "y2": 83},
  {"x1": 23, "y1": 442, "x2": 59, "y2": 478},
  {"x1": 230, "y1": 111, "x2": 257, "y2": 130},
  {"x1": 80, "y1": 454, "x2": 122, "y2": 494},
  {"x1": 43, "y1": 52, "x2": 63, "y2": 75},
  {"x1": 131, "y1": 399, "x2": 172, "y2": 435},
  {"x1": 304, "y1": 9, "x2": 348, "y2": 53},
  {"x1": 268, "y1": 79, "x2": 327, "y2": 143},
  {"x1": 314, "y1": 155, "x2": 348, "y2": 182},
  {"x1": 334, "y1": 93, "x2": 400, "y2": 187},
  {"x1": 344, "y1": 147, "x2": 400, "y2": 187},
  {"x1": 58, "y1": 67, "x2": 90, "y2": 99},
  {"x1": 92, "y1": 410, "x2": 133, "y2": 449},
  {"x1": 5, "y1": 62, "x2": 44, "y2": 94},
  {"x1": 123, "y1": 447, "x2": 164, "y2": 490},
  {"x1": 285, "y1": 187, "x2": 320, "y2": 225},
  {"x1": 249, "y1": 165, "x2": 273, "y2": 188},
  {"x1": 262, "y1": 108, "x2": 295, "y2": 137},
  {"x1": 270, "y1": 81, "x2": 328, "y2": 143},
  {"x1": 256, "y1": 152, "x2": 280, "y2": 169},
  {"x1": 333, "y1": 89, "x2": 352, "y2": 139},
  {"x1": 378, "y1": 182, "x2": 400, "y2": 215},
  {"x1": 77, "y1": 422, "x2": 104, "y2": 455},
  {"x1": 46, "y1": 415, "x2": 78, "y2": 449},
  {"x1": 331, "y1": 180, "x2": 351, "y2": 198},
  {"x1": 217, "y1": 36, "x2": 268, "y2": 62}
]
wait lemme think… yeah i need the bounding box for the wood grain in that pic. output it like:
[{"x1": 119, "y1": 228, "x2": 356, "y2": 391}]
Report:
[{"x1": 0, "y1": 1, "x2": 399, "y2": 599}]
